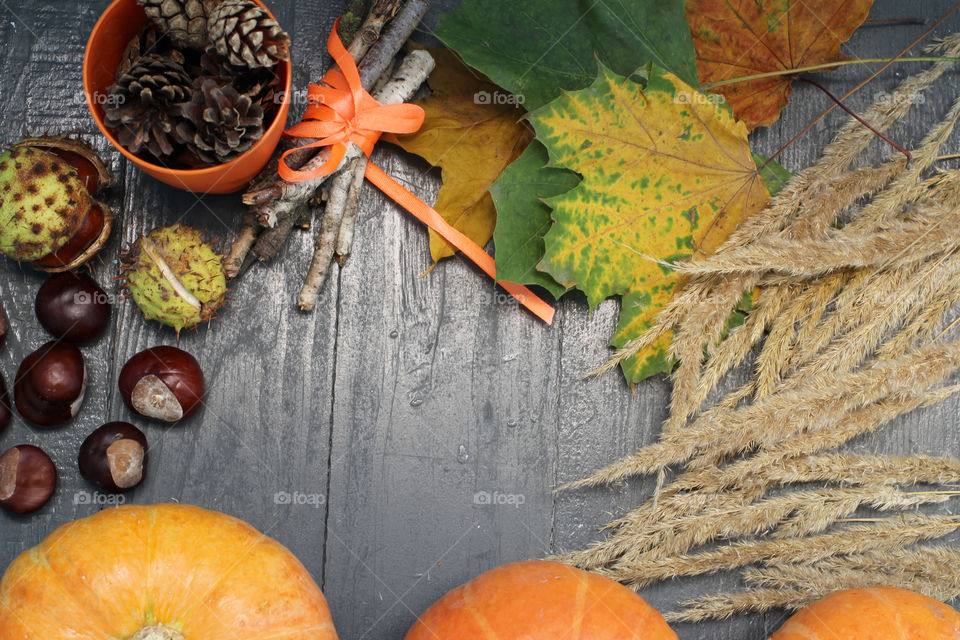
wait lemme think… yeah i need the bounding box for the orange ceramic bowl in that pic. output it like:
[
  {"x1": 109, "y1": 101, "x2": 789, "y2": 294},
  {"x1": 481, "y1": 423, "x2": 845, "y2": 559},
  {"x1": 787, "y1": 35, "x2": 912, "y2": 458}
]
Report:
[{"x1": 83, "y1": 0, "x2": 291, "y2": 194}]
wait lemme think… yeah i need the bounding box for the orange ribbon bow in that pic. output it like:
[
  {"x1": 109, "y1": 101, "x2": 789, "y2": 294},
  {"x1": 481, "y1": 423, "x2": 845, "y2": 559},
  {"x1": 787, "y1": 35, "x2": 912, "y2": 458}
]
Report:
[{"x1": 278, "y1": 20, "x2": 555, "y2": 325}]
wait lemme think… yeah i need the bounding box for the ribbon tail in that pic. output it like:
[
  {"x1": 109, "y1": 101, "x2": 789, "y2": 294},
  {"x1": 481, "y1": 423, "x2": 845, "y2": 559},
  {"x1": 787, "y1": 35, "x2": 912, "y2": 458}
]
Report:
[
  {"x1": 279, "y1": 143, "x2": 346, "y2": 183},
  {"x1": 364, "y1": 162, "x2": 555, "y2": 325}
]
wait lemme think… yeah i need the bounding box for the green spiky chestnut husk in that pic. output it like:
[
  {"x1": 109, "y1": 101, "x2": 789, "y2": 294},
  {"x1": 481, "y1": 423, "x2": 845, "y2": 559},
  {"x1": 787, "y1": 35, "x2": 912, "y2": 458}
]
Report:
[
  {"x1": 122, "y1": 225, "x2": 227, "y2": 333},
  {"x1": 0, "y1": 136, "x2": 113, "y2": 270}
]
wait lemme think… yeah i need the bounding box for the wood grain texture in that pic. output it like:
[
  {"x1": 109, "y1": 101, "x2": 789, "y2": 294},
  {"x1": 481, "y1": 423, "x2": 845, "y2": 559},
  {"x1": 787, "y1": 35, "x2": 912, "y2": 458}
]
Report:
[{"x1": 1, "y1": 2, "x2": 960, "y2": 640}]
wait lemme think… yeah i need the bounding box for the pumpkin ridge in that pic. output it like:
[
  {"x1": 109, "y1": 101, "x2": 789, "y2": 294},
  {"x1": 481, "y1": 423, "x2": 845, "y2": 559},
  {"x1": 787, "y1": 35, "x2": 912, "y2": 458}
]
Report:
[
  {"x1": 173, "y1": 531, "x2": 271, "y2": 626},
  {"x1": 570, "y1": 570, "x2": 588, "y2": 640},
  {"x1": 0, "y1": 600, "x2": 46, "y2": 638},
  {"x1": 785, "y1": 619, "x2": 818, "y2": 639},
  {"x1": 146, "y1": 506, "x2": 158, "y2": 628},
  {"x1": 801, "y1": 607, "x2": 835, "y2": 639},
  {"x1": 130, "y1": 623, "x2": 186, "y2": 640},
  {"x1": 577, "y1": 574, "x2": 644, "y2": 639},
  {"x1": 868, "y1": 588, "x2": 910, "y2": 640},
  {"x1": 770, "y1": 586, "x2": 960, "y2": 639},
  {"x1": 43, "y1": 516, "x2": 149, "y2": 638},
  {"x1": 0, "y1": 549, "x2": 48, "y2": 638},
  {"x1": 32, "y1": 543, "x2": 116, "y2": 637},
  {"x1": 403, "y1": 560, "x2": 677, "y2": 640},
  {"x1": 147, "y1": 504, "x2": 334, "y2": 639},
  {"x1": 461, "y1": 578, "x2": 500, "y2": 640},
  {"x1": 143, "y1": 504, "x2": 260, "y2": 629}
]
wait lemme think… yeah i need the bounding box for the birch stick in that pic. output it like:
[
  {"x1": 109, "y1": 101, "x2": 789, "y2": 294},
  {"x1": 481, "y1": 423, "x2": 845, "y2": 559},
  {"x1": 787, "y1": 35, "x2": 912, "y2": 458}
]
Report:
[
  {"x1": 334, "y1": 155, "x2": 369, "y2": 264},
  {"x1": 298, "y1": 153, "x2": 362, "y2": 311}
]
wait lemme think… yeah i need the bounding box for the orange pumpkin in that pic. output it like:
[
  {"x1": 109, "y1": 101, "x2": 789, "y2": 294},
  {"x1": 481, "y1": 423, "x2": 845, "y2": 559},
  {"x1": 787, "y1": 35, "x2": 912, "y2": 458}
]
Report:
[
  {"x1": 0, "y1": 504, "x2": 337, "y2": 640},
  {"x1": 404, "y1": 560, "x2": 677, "y2": 639},
  {"x1": 770, "y1": 587, "x2": 960, "y2": 639}
]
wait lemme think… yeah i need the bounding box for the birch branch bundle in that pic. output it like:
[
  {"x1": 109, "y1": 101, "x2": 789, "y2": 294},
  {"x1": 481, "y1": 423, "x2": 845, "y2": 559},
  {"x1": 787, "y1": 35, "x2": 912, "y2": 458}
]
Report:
[{"x1": 225, "y1": 0, "x2": 434, "y2": 310}]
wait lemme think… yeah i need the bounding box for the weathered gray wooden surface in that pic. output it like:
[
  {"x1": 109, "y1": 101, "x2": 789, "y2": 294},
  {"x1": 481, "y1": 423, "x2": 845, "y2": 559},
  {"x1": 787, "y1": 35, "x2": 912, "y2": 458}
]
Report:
[{"x1": 1, "y1": 1, "x2": 960, "y2": 639}]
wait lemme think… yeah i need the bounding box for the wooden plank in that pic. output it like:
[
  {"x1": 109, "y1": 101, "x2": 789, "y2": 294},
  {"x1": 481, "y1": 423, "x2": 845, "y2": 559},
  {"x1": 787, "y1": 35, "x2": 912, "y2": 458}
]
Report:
[{"x1": 322, "y1": 149, "x2": 562, "y2": 638}]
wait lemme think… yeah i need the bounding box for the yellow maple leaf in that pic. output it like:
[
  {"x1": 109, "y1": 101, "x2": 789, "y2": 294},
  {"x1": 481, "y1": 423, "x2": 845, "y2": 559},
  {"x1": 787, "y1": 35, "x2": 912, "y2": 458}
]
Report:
[
  {"x1": 389, "y1": 48, "x2": 532, "y2": 262},
  {"x1": 532, "y1": 65, "x2": 771, "y2": 380}
]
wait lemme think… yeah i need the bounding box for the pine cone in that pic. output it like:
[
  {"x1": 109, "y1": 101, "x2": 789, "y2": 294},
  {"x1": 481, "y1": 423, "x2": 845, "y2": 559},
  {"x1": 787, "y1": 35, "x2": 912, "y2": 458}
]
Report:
[
  {"x1": 191, "y1": 50, "x2": 236, "y2": 81},
  {"x1": 236, "y1": 67, "x2": 283, "y2": 114},
  {"x1": 138, "y1": 0, "x2": 212, "y2": 50},
  {"x1": 191, "y1": 51, "x2": 280, "y2": 113},
  {"x1": 104, "y1": 54, "x2": 193, "y2": 160},
  {"x1": 174, "y1": 77, "x2": 265, "y2": 164},
  {"x1": 117, "y1": 24, "x2": 180, "y2": 79},
  {"x1": 208, "y1": 0, "x2": 291, "y2": 69}
]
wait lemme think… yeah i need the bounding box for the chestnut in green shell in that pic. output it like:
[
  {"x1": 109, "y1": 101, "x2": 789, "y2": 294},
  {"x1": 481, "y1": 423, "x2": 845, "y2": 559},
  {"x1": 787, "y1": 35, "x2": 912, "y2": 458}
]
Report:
[
  {"x1": 121, "y1": 225, "x2": 227, "y2": 334},
  {"x1": 0, "y1": 137, "x2": 113, "y2": 271}
]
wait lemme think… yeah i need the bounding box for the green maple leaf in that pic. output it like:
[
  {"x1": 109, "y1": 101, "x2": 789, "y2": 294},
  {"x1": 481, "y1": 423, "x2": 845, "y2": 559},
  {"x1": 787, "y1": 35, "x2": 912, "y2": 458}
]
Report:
[
  {"x1": 490, "y1": 140, "x2": 579, "y2": 298},
  {"x1": 530, "y1": 64, "x2": 772, "y2": 381},
  {"x1": 752, "y1": 152, "x2": 793, "y2": 196},
  {"x1": 434, "y1": 0, "x2": 698, "y2": 112}
]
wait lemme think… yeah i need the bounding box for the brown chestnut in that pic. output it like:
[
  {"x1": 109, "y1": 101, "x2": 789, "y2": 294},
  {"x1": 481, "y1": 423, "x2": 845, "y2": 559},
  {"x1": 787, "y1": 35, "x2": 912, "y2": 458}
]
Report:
[
  {"x1": 31, "y1": 203, "x2": 110, "y2": 271},
  {"x1": 35, "y1": 271, "x2": 111, "y2": 342},
  {"x1": 0, "y1": 444, "x2": 56, "y2": 514},
  {"x1": 119, "y1": 346, "x2": 204, "y2": 422},
  {"x1": 78, "y1": 422, "x2": 147, "y2": 492},
  {"x1": 14, "y1": 341, "x2": 86, "y2": 427}
]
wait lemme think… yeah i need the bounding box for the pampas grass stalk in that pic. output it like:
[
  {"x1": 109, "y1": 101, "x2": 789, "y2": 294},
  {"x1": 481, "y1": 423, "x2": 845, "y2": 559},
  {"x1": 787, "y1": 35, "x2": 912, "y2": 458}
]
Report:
[
  {"x1": 780, "y1": 269, "x2": 871, "y2": 374},
  {"x1": 617, "y1": 486, "x2": 957, "y2": 564},
  {"x1": 665, "y1": 87, "x2": 960, "y2": 415},
  {"x1": 675, "y1": 203, "x2": 960, "y2": 278},
  {"x1": 608, "y1": 515, "x2": 960, "y2": 588},
  {"x1": 744, "y1": 546, "x2": 960, "y2": 591},
  {"x1": 566, "y1": 341, "x2": 960, "y2": 490},
  {"x1": 878, "y1": 266, "x2": 960, "y2": 359},
  {"x1": 778, "y1": 255, "x2": 960, "y2": 392},
  {"x1": 769, "y1": 453, "x2": 960, "y2": 487},
  {"x1": 674, "y1": 384, "x2": 960, "y2": 496},
  {"x1": 561, "y1": 385, "x2": 960, "y2": 572},
  {"x1": 692, "y1": 284, "x2": 797, "y2": 412},
  {"x1": 665, "y1": 588, "x2": 813, "y2": 623},
  {"x1": 669, "y1": 545, "x2": 960, "y2": 623}
]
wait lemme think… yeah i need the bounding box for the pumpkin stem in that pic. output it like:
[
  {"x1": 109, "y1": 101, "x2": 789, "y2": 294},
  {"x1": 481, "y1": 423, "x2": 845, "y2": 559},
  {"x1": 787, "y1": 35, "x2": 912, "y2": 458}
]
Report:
[{"x1": 129, "y1": 624, "x2": 186, "y2": 640}]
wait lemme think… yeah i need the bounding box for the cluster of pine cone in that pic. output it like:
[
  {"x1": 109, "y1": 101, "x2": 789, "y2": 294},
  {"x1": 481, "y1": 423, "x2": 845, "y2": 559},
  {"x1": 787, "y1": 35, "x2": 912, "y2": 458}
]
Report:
[{"x1": 104, "y1": 0, "x2": 291, "y2": 167}]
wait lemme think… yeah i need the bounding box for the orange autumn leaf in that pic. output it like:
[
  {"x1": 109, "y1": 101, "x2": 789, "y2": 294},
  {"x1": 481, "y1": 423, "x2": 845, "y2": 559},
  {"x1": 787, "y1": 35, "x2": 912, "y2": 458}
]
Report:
[
  {"x1": 389, "y1": 48, "x2": 532, "y2": 262},
  {"x1": 686, "y1": 0, "x2": 874, "y2": 130}
]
